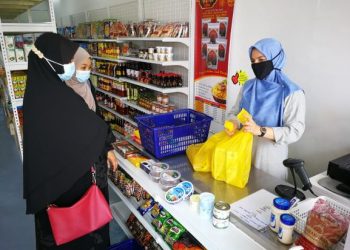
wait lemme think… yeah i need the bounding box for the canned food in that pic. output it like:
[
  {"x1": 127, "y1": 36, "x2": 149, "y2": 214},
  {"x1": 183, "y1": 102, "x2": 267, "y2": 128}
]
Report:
[
  {"x1": 213, "y1": 201, "x2": 230, "y2": 219},
  {"x1": 212, "y1": 215, "x2": 230, "y2": 229}
]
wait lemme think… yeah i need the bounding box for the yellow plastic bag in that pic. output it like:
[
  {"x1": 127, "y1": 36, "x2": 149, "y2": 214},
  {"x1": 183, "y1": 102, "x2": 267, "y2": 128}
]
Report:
[
  {"x1": 211, "y1": 130, "x2": 253, "y2": 188},
  {"x1": 186, "y1": 131, "x2": 228, "y2": 172},
  {"x1": 187, "y1": 109, "x2": 253, "y2": 188}
]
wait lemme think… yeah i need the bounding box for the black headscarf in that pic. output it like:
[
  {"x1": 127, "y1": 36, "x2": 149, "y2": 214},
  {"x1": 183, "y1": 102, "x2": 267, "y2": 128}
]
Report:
[{"x1": 23, "y1": 33, "x2": 108, "y2": 214}]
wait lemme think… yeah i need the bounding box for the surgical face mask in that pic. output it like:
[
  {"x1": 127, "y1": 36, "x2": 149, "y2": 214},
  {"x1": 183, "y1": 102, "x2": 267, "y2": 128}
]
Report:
[
  {"x1": 75, "y1": 70, "x2": 91, "y2": 83},
  {"x1": 44, "y1": 58, "x2": 75, "y2": 81},
  {"x1": 251, "y1": 50, "x2": 282, "y2": 80}
]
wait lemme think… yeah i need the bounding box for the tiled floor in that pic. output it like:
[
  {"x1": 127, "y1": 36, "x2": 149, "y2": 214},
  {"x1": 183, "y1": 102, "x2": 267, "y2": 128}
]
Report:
[{"x1": 0, "y1": 105, "x2": 126, "y2": 249}]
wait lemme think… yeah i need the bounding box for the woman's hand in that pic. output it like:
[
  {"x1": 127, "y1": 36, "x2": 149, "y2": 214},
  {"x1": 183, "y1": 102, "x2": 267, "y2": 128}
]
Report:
[
  {"x1": 107, "y1": 150, "x2": 118, "y2": 172},
  {"x1": 242, "y1": 115, "x2": 261, "y2": 136}
]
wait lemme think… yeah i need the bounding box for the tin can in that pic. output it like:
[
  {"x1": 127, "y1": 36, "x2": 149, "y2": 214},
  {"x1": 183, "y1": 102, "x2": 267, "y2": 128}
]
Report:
[
  {"x1": 212, "y1": 215, "x2": 230, "y2": 229},
  {"x1": 212, "y1": 201, "x2": 230, "y2": 229}
]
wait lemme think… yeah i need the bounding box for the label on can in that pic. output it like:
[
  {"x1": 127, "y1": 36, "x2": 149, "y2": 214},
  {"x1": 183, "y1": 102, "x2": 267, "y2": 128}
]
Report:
[{"x1": 212, "y1": 215, "x2": 229, "y2": 229}]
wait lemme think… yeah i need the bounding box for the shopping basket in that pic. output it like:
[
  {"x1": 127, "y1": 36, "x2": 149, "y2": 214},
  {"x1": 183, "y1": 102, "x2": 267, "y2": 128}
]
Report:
[
  {"x1": 135, "y1": 109, "x2": 213, "y2": 159},
  {"x1": 290, "y1": 196, "x2": 350, "y2": 234}
]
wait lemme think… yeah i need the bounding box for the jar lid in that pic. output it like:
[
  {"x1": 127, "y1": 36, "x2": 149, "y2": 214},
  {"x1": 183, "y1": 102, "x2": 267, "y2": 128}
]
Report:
[
  {"x1": 273, "y1": 198, "x2": 291, "y2": 210},
  {"x1": 280, "y1": 214, "x2": 296, "y2": 226}
]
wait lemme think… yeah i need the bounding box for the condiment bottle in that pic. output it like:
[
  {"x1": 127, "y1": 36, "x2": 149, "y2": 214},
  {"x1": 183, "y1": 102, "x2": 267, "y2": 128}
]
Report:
[
  {"x1": 278, "y1": 214, "x2": 296, "y2": 245},
  {"x1": 270, "y1": 198, "x2": 290, "y2": 233}
]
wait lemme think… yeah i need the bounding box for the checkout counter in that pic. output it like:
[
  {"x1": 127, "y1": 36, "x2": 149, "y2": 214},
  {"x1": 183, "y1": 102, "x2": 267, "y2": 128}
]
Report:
[{"x1": 111, "y1": 134, "x2": 349, "y2": 249}]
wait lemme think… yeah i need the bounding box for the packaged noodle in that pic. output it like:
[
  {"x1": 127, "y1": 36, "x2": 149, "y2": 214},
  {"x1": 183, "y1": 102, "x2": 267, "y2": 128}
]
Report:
[{"x1": 295, "y1": 198, "x2": 350, "y2": 250}]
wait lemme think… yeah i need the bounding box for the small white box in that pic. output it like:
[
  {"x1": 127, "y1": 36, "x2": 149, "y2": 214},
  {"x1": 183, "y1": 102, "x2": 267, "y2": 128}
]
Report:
[
  {"x1": 5, "y1": 36, "x2": 15, "y2": 50},
  {"x1": 7, "y1": 49, "x2": 16, "y2": 62},
  {"x1": 15, "y1": 49, "x2": 25, "y2": 62}
]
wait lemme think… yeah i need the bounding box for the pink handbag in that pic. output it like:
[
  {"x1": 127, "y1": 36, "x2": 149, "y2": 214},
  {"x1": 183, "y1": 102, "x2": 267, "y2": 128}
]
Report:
[{"x1": 47, "y1": 167, "x2": 112, "y2": 246}]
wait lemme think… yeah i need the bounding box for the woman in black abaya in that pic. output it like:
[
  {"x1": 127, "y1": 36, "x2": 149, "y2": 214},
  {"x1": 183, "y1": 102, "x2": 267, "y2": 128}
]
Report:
[{"x1": 23, "y1": 32, "x2": 116, "y2": 249}]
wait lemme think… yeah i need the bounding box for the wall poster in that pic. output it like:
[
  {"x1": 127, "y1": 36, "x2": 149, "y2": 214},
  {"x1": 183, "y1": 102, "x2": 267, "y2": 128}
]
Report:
[{"x1": 194, "y1": 0, "x2": 235, "y2": 128}]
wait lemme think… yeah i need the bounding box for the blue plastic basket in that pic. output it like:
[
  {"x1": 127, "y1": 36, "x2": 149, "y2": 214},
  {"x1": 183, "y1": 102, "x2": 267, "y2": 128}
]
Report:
[
  {"x1": 135, "y1": 109, "x2": 213, "y2": 159},
  {"x1": 108, "y1": 239, "x2": 143, "y2": 250}
]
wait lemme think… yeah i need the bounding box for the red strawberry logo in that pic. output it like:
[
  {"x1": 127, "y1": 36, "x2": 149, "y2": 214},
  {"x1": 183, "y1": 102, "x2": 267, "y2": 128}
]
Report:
[{"x1": 232, "y1": 72, "x2": 239, "y2": 84}]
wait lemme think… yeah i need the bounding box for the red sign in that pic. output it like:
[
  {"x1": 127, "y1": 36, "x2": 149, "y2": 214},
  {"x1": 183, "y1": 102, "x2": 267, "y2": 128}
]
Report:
[{"x1": 194, "y1": 0, "x2": 235, "y2": 124}]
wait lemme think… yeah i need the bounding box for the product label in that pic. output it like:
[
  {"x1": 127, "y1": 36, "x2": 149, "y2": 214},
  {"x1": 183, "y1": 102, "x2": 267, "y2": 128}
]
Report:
[
  {"x1": 270, "y1": 213, "x2": 276, "y2": 228},
  {"x1": 278, "y1": 227, "x2": 283, "y2": 239}
]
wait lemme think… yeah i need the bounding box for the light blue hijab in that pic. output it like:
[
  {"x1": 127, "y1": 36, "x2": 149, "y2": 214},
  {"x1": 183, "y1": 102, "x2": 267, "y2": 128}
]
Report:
[{"x1": 240, "y1": 38, "x2": 301, "y2": 127}]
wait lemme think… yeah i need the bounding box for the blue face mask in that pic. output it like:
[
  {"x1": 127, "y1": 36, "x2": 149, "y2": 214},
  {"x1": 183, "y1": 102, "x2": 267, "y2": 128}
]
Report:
[
  {"x1": 75, "y1": 70, "x2": 91, "y2": 83},
  {"x1": 44, "y1": 58, "x2": 75, "y2": 81}
]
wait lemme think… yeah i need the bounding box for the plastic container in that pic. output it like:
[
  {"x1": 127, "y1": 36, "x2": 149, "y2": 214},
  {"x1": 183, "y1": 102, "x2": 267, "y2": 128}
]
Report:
[
  {"x1": 108, "y1": 239, "x2": 143, "y2": 250},
  {"x1": 270, "y1": 198, "x2": 291, "y2": 233},
  {"x1": 135, "y1": 109, "x2": 213, "y2": 159},
  {"x1": 160, "y1": 170, "x2": 181, "y2": 186},
  {"x1": 290, "y1": 196, "x2": 350, "y2": 234},
  {"x1": 190, "y1": 194, "x2": 200, "y2": 212},
  {"x1": 165, "y1": 186, "x2": 186, "y2": 204},
  {"x1": 150, "y1": 162, "x2": 169, "y2": 177},
  {"x1": 177, "y1": 181, "x2": 194, "y2": 199},
  {"x1": 278, "y1": 214, "x2": 296, "y2": 245},
  {"x1": 199, "y1": 192, "x2": 215, "y2": 219}
]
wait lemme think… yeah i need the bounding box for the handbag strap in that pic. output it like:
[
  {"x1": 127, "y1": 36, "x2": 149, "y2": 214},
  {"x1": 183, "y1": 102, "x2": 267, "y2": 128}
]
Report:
[{"x1": 91, "y1": 166, "x2": 96, "y2": 184}]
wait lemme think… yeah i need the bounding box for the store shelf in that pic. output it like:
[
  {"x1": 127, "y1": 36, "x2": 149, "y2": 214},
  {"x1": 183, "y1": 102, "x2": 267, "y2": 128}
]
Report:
[
  {"x1": 119, "y1": 56, "x2": 189, "y2": 69},
  {"x1": 119, "y1": 77, "x2": 188, "y2": 95},
  {"x1": 110, "y1": 202, "x2": 134, "y2": 239},
  {"x1": 92, "y1": 56, "x2": 126, "y2": 63},
  {"x1": 112, "y1": 152, "x2": 264, "y2": 250},
  {"x1": 118, "y1": 37, "x2": 190, "y2": 47},
  {"x1": 108, "y1": 180, "x2": 171, "y2": 250},
  {"x1": 95, "y1": 87, "x2": 126, "y2": 101},
  {"x1": 97, "y1": 102, "x2": 137, "y2": 127},
  {"x1": 71, "y1": 37, "x2": 190, "y2": 46},
  {"x1": 7, "y1": 62, "x2": 28, "y2": 71},
  {"x1": 71, "y1": 38, "x2": 121, "y2": 43},
  {"x1": 123, "y1": 100, "x2": 153, "y2": 114},
  {"x1": 91, "y1": 71, "x2": 119, "y2": 80},
  {"x1": 0, "y1": 22, "x2": 57, "y2": 33},
  {"x1": 91, "y1": 71, "x2": 188, "y2": 95}
]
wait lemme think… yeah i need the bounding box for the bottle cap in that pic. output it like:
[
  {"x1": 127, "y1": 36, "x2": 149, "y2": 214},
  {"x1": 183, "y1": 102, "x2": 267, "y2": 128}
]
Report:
[
  {"x1": 280, "y1": 213, "x2": 296, "y2": 226},
  {"x1": 273, "y1": 198, "x2": 291, "y2": 210}
]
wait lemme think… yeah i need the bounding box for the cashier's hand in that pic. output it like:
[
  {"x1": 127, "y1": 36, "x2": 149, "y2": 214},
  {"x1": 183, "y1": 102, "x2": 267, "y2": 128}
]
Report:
[
  {"x1": 107, "y1": 150, "x2": 118, "y2": 172},
  {"x1": 242, "y1": 115, "x2": 261, "y2": 136}
]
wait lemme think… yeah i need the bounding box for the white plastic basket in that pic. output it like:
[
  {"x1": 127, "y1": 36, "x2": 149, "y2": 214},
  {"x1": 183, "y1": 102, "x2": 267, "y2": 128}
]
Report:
[{"x1": 290, "y1": 196, "x2": 350, "y2": 234}]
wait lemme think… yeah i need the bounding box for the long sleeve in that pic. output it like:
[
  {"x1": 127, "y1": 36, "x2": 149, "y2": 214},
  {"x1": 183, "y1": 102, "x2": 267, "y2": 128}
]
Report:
[
  {"x1": 226, "y1": 87, "x2": 243, "y2": 127},
  {"x1": 272, "y1": 90, "x2": 306, "y2": 145}
]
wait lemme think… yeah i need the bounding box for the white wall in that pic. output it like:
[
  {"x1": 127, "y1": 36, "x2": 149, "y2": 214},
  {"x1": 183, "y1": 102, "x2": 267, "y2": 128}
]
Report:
[
  {"x1": 227, "y1": 0, "x2": 350, "y2": 177},
  {"x1": 54, "y1": 0, "x2": 190, "y2": 27},
  {"x1": 7, "y1": 0, "x2": 51, "y2": 23}
]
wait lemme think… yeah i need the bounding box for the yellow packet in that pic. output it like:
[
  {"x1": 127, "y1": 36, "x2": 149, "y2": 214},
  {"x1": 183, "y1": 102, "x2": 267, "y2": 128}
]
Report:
[
  {"x1": 224, "y1": 120, "x2": 234, "y2": 132},
  {"x1": 237, "y1": 108, "x2": 251, "y2": 124}
]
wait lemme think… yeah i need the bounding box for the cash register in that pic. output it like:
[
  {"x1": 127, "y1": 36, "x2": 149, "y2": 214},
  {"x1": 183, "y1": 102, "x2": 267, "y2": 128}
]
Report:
[{"x1": 317, "y1": 153, "x2": 350, "y2": 198}]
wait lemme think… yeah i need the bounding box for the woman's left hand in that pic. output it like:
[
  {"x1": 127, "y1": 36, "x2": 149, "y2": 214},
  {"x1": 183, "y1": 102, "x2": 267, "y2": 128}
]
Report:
[
  {"x1": 107, "y1": 150, "x2": 118, "y2": 172},
  {"x1": 242, "y1": 115, "x2": 261, "y2": 136}
]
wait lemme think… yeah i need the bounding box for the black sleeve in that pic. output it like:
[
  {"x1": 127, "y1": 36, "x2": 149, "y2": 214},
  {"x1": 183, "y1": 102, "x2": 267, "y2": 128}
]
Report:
[{"x1": 105, "y1": 126, "x2": 116, "y2": 152}]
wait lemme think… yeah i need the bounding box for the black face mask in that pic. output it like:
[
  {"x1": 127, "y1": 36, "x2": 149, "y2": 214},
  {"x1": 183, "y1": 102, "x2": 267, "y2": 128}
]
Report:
[
  {"x1": 251, "y1": 60, "x2": 274, "y2": 80},
  {"x1": 251, "y1": 50, "x2": 282, "y2": 80}
]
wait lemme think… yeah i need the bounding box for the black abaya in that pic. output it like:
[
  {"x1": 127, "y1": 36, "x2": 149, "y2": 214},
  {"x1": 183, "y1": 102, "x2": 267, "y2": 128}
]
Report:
[{"x1": 23, "y1": 33, "x2": 115, "y2": 249}]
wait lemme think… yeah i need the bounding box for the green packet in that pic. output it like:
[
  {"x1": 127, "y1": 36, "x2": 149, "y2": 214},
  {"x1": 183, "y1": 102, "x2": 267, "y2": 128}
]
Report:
[
  {"x1": 165, "y1": 220, "x2": 186, "y2": 246},
  {"x1": 151, "y1": 210, "x2": 171, "y2": 231}
]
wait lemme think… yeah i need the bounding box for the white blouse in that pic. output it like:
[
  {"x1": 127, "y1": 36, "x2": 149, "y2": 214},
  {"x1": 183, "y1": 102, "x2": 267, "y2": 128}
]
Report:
[{"x1": 227, "y1": 89, "x2": 306, "y2": 180}]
